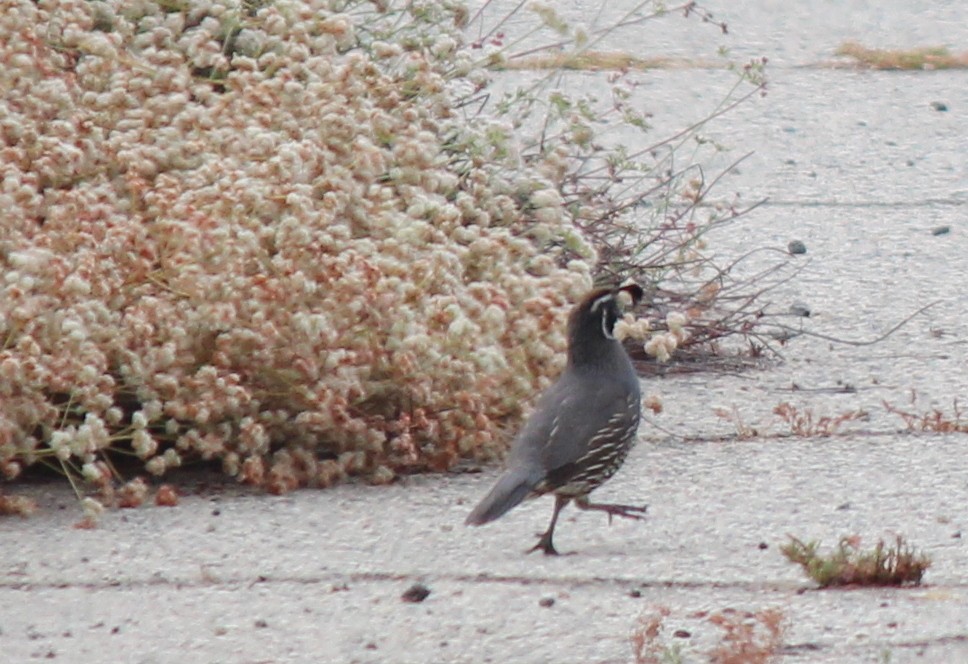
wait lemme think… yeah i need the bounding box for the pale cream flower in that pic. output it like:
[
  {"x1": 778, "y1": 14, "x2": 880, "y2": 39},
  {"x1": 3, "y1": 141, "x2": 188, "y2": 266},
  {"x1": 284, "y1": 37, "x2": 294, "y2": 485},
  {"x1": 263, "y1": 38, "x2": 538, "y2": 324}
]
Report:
[
  {"x1": 81, "y1": 497, "x2": 105, "y2": 519},
  {"x1": 666, "y1": 311, "x2": 688, "y2": 333}
]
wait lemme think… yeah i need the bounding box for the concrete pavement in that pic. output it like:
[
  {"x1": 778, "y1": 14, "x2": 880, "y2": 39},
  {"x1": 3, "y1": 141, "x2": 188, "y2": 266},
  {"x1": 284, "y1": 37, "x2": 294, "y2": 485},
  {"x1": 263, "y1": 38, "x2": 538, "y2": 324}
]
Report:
[{"x1": 4, "y1": 1, "x2": 968, "y2": 662}]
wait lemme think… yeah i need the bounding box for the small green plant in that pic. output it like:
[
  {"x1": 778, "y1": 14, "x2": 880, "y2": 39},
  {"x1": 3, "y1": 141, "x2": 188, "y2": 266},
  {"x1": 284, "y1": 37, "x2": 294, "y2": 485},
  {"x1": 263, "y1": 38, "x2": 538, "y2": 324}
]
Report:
[{"x1": 781, "y1": 535, "x2": 931, "y2": 587}]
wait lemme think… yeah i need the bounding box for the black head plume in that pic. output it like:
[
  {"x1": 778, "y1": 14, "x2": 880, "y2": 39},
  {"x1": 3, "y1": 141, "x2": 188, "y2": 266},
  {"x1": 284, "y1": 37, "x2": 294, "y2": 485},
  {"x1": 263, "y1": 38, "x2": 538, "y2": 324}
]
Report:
[{"x1": 567, "y1": 283, "x2": 643, "y2": 363}]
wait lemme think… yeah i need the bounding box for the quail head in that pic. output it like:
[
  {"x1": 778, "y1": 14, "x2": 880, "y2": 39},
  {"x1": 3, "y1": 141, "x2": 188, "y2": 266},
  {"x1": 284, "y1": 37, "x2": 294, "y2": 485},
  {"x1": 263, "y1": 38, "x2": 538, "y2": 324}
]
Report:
[{"x1": 466, "y1": 283, "x2": 646, "y2": 555}]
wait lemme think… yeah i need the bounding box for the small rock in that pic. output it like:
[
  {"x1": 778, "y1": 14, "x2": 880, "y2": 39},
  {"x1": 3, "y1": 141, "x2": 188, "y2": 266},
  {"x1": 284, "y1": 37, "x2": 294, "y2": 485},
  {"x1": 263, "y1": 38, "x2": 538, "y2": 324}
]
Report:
[
  {"x1": 931, "y1": 101, "x2": 948, "y2": 112},
  {"x1": 538, "y1": 597, "x2": 555, "y2": 608},
  {"x1": 673, "y1": 629, "x2": 691, "y2": 638},
  {"x1": 628, "y1": 589, "x2": 642, "y2": 598},
  {"x1": 789, "y1": 302, "x2": 811, "y2": 318},
  {"x1": 787, "y1": 240, "x2": 807, "y2": 255},
  {"x1": 836, "y1": 502, "x2": 851, "y2": 511},
  {"x1": 401, "y1": 583, "x2": 431, "y2": 603},
  {"x1": 932, "y1": 225, "x2": 951, "y2": 236},
  {"x1": 254, "y1": 619, "x2": 268, "y2": 629},
  {"x1": 758, "y1": 541, "x2": 769, "y2": 550}
]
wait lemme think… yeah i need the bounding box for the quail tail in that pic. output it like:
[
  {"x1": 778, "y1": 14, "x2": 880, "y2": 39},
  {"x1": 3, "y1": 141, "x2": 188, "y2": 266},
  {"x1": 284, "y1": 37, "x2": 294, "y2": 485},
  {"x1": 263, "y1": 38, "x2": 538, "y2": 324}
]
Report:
[{"x1": 465, "y1": 467, "x2": 538, "y2": 526}]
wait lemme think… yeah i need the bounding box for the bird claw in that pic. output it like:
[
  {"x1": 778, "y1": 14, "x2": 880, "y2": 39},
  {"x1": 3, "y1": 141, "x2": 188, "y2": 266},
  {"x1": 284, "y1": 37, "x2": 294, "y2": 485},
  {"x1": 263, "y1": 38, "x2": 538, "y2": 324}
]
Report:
[
  {"x1": 527, "y1": 537, "x2": 559, "y2": 556},
  {"x1": 579, "y1": 502, "x2": 648, "y2": 525}
]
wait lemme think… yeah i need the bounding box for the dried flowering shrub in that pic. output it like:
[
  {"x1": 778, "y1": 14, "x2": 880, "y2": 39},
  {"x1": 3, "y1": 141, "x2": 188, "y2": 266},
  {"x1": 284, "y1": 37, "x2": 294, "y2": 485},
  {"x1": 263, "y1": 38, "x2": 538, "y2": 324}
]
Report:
[
  {"x1": 0, "y1": 0, "x2": 596, "y2": 490},
  {"x1": 471, "y1": 3, "x2": 788, "y2": 373}
]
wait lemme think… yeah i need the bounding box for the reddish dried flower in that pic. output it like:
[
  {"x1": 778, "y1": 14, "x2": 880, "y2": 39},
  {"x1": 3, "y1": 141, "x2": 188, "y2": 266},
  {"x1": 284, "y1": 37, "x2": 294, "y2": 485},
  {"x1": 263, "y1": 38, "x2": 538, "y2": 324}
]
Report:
[
  {"x1": 117, "y1": 477, "x2": 149, "y2": 509},
  {"x1": 0, "y1": 0, "x2": 591, "y2": 493},
  {"x1": 0, "y1": 492, "x2": 37, "y2": 517},
  {"x1": 154, "y1": 484, "x2": 179, "y2": 507}
]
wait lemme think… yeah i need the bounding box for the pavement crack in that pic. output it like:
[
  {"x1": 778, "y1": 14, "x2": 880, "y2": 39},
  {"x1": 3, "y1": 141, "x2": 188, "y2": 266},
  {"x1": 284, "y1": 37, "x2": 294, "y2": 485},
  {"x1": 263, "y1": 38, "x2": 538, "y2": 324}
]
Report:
[{"x1": 5, "y1": 571, "x2": 962, "y2": 594}]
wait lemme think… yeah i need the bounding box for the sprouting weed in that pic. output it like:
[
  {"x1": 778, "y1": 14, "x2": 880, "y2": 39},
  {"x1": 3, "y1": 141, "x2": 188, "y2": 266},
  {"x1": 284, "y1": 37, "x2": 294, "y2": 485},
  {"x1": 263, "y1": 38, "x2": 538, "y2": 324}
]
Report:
[
  {"x1": 631, "y1": 605, "x2": 786, "y2": 664},
  {"x1": 781, "y1": 535, "x2": 931, "y2": 587},
  {"x1": 772, "y1": 402, "x2": 868, "y2": 437}
]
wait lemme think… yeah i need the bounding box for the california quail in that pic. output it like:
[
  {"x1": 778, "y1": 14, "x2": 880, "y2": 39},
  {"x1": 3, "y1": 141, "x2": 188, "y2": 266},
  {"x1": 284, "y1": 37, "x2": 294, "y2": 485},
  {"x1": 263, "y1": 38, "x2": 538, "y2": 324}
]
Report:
[{"x1": 466, "y1": 283, "x2": 646, "y2": 555}]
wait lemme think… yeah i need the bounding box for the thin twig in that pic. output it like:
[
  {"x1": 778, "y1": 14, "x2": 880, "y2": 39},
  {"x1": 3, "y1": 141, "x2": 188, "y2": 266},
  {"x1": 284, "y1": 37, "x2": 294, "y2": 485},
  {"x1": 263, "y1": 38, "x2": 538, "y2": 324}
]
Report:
[{"x1": 767, "y1": 301, "x2": 940, "y2": 347}]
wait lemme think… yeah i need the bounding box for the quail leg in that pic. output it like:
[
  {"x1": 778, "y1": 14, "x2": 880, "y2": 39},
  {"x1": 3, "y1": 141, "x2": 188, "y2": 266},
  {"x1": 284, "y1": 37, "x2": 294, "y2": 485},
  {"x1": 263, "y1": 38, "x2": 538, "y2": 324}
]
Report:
[
  {"x1": 574, "y1": 495, "x2": 647, "y2": 525},
  {"x1": 527, "y1": 495, "x2": 570, "y2": 555}
]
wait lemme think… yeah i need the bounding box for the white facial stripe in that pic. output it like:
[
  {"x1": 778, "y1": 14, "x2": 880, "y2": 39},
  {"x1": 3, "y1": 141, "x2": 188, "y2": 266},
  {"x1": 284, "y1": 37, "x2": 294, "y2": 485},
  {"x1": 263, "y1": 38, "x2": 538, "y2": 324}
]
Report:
[
  {"x1": 601, "y1": 312, "x2": 615, "y2": 339},
  {"x1": 590, "y1": 293, "x2": 613, "y2": 313}
]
